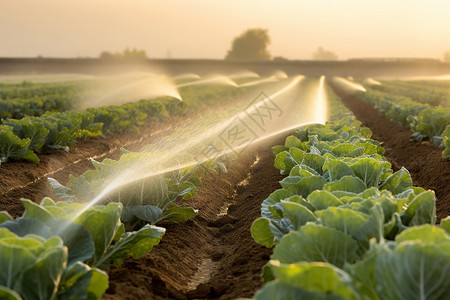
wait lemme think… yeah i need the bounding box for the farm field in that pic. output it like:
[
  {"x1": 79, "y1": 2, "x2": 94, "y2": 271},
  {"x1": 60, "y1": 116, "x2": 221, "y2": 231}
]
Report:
[
  {"x1": 330, "y1": 79, "x2": 450, "y2": 221},
  {"x1": 0, "y1": 72, "x2": 449, "y2": 300},
  {"x1": 3, "y1": 0, "x2": 450, "y2": 298}
]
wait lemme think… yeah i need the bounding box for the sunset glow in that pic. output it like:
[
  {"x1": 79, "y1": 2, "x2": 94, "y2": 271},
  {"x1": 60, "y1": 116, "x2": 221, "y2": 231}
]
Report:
[{"x1": 1, "y1": 0, "x2": 449, "y2": 60}]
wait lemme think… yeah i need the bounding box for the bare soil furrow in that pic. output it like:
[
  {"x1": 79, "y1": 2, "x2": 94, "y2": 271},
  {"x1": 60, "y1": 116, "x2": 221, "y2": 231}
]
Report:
[{"x1": 102, "y1": 136, "x2": 284, "y2": 300}]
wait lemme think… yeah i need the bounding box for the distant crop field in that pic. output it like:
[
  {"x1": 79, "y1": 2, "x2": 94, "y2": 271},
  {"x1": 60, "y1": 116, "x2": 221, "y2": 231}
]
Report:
[{"x1": 0, "y1": 72, "x2": 448, "y2": 300}]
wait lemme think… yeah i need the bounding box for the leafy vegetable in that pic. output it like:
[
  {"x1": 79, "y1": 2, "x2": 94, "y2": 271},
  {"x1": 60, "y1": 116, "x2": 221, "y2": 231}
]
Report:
[
  {"x1": 0, "y1": 198, "x2": 165, "y2": 269},
  {"x1": 0, "y1": 230, "x2": 67, "y2": 300},
  {"x1": 255, "y1": 261, "x2": 359, "y2": 300},
  {"x1": 253, "y1": 82, "x2": 449, "y2": 299},
  {"x1": 0, "y1": 126, "x2": 39, "y2": 164},
  {"x1": 49, "y1": 152, "x2": 223, "y2": 228}
]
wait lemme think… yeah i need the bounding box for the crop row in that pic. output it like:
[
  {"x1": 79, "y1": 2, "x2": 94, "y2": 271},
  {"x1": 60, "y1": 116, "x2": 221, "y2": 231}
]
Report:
[
  {"x1": 0, "y1": 78, "x2": 241, "y2": 298},
  {"x1": 339, "y1": 81, "x2": 450, "y2": 158},
  {"x1": 0, "y1": 84, "x2": 249, "y2": 165},
  {"x1": 0, "y1": 138, "x2": 222, "y2": 299},
  {"x1": 407, "y1": 79, "x2": 450, "y2": 91},
  {"x1": 0, "y1": 81, "x2": 91, "y2": 119},
  {"x1": 0, "y1": 199, "x2": 165, "y2": 299},
  {"x1": 251, "y1": 85, "x2": 450, "y2": 299},
  {"x1": 368, "y1": 80, "x2": 450, "y2": 107},
  {"x1": 0, "y1": 99, "x2": 175, "y2": 164},
  {"x1": 0, "y1": 81, "x2": 85, "y2": 99},
  {"x1": 0, "y1": 77, "x2": 251, "y2": 120}
]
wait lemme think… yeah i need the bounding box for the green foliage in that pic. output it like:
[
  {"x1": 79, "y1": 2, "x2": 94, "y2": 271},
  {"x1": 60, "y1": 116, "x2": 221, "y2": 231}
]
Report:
[
  {"x1": 362, "y1": 89, "x2": 429, "y2": 128},
  {"x1": 57, "y1": 262, "x2": 108, "y2": 300},
  {"x1": 0, "y1": 81, "x2": 247, "y2": 165},
  {"x1": 371, "y1": 80, "x2": 450, "y2": 107},
  {"x1": 272, "y1": 224, "x2": 359, "y2": 268},
  {"x1": 253, "y1": 86, "x2": 449, "y2": 299},
  {"x1": 441, "y1": 125, "x2": 450, "y2": 158},
  {"x1": 0, "y1": 231, "x2": 67, "y2": 300},
  {"x1": 251, "y1": 218, "x2": 276, "y2": 248},
  {"x1": 94, "y1": 224, "x2": 165, "y2": 268},
  {"x1": 0, "y1": 286, "x2": 22, "y2": 300},
  {"x1": 409, "y1": 108, "x2": 450, "y2": 146},
  {"x1": 312, "y1": 47, "x2": 338, "y2": 61},
  {"x1": 252, "y1": 186, "x2": 425, "y2": 251},
  {"x1": 350, "y1": 226, "x2": 450, "y2": 300},
  {"x1": 255, "y1": 261, "x2": 359, "y2": 300},
  {"x1": 1, "y1": 199, "x2": 165, "y2": 268},
  {"x1": 253, "y1": 115, "x2": 429, "y2": 249},
  {"x1": 3, "y1": 111, "x2": 103, "y2": 153},
  {"x1": 354, "y1": 86, "x2": 449, "y2": 156},
  {"x1": 0, "y1": 81, "x2": 85, "y2": 119},
  {"x1": 0, "y1": 126, "x2": 39, "y2": 164},
  {"x1": 0, "y1": 212, "x2": 13, "y2": 224},
  {"x1": 225, "y1": 28, "x2": 271, "y2": 60},
  {"x1": 440, "y1": 216, "x2": 450, "y2": 234},
  {"x1": 49, "y1": 151, "x2": 225, "y2": 228},
  {"x1": 0, "y1": 197, "x2": 165, "y2": 299},
  {"x1": 99, "y1": 48, "x2": 147, "y2": 60}
]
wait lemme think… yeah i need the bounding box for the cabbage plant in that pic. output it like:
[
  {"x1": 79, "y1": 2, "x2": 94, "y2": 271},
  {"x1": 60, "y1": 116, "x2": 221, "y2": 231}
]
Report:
[{"x1": 0, "y1": 198, "x2": 165, "y2": 299}]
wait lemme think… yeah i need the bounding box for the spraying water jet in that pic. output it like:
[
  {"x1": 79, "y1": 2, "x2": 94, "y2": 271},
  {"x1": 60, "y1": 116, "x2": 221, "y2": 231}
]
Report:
[
  {"x1": 78, "y1": 75, "x2": 182, "y2": 109},
  {"x1": 273, "y1": 70, "x2": 288, "y2": 79},
  {"x1": 176, "y1": 75, "x2": 237, "y2": 88},
  {"x1": 365, "y1": 78, "x2": 382, "y2": 86},
  {"x1": 333, "y1": 77, "x2": 367, "y2": 92},
  {"x1": 61, "y1": 75, "x2": 332, "y2": 224},
  {"x1": 314, "y1": 76, "x2": 328, "y2": 124},
  {"x1": 228, "y1": 71, "x2": 260, "y2": 79},
  {"x1": 173, "y1": 73, "x2": 201, "y2": 80},
  {"x1": 237, "y1": 76, "x2": 279, "y2": 88}
]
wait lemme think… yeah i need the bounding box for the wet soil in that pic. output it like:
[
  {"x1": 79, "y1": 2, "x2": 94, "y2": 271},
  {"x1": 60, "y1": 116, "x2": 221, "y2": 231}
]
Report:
[
  {"x1": 0, "y1": 117, "x2": 181, "y2": 217},
  {"x1": 0, "y1": 113, "x2": 284, "y2": 299},
  {"x1": 1, "y1": 83, "x2": 448, "y2": 299},
  {"x1": 102, "y1": 136, "x2": 284, "y2": 300},
  {"x1": 331, "y1": 84, "x2": 450, "y2": 222}
]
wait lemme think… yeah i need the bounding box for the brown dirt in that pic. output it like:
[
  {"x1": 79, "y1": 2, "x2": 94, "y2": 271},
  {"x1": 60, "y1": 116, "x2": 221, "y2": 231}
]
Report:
[
  {"x1": 0, "y1": 102, "x2": 284, "y2": 299},
  {"x1": 102, "y1": 135, "x2": 284, "y2": 300},
  {"x1": 0, "y1": 117, "x2": 181, "y2": 217},
  {"x1": 4, "y1": 80, "x2": 448, "y2": 300},
  {"x1": 330, "y1": 83, "x2": 450, "y2": 222},
  {"x1": 0, "y1": 85, "x2": 256, "y2": 216}
]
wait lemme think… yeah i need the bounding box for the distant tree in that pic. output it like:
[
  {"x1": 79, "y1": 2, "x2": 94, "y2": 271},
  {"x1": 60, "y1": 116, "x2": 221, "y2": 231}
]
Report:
[
  {"x1": 99, "y1": 48, "x2": 147, "y2": 60},
  {"x1": 444, "y1": 51, "x2": 450, "y2": 63},
  {"x1": 122, "y1": 47, "x2": 147, "y2": 59},
  {"x1": 100, "y1": 51, "x2": 115, "y2": 60},
  {"x1": 273, "y1": 56, "x2": 288, "y2": 61},
  {"x1": 312, "y1": 47, "x2": 338, "y2": 61},
  {"x1": 225, "y1": 28, "x2": 271, "y2": 60}
]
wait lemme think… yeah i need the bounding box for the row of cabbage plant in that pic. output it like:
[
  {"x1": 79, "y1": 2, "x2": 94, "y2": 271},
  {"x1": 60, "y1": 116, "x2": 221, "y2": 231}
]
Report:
[
  {"x1": 335, "y1": 79, "x2": 450, "y2": 158},
  {"x1": 251, "y1": 86, "x2": 450, "y2": 300}
]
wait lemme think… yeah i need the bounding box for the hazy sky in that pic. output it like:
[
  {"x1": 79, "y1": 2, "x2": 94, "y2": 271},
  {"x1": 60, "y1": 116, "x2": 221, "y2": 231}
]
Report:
[{"x1": 1, "y1": 0, "x2": 449, "y2": 60}]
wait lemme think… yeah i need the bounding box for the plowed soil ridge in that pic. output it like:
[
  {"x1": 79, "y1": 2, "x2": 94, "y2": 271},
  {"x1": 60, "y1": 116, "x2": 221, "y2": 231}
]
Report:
[
  {"x1": 102, "y1": 136, "x2": 284, "y2": 300},
  {"x1": 0, "y1": 116, "x2": 283, "y2": 299},
  {"x1": 0, "y1": 118, "x2": 178, "y2": 217},
  {"x1": 330, "y1": 84, "x2": 450, "y2": 222},
  {"x1": 0, "y1": 89, "x2": 286, "y2": 299}
]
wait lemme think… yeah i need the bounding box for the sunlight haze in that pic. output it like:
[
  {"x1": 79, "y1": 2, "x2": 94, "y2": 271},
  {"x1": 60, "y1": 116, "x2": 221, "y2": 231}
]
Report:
[{"x1": 1, "y1": 0, "x2": 449, "y2": 60}]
